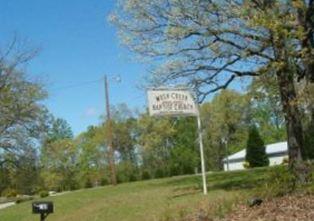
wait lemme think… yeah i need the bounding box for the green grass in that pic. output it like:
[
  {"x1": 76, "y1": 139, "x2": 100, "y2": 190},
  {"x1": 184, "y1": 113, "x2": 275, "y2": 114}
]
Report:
[{"x1": 0, "y1": 168, "x2": 271, "y2": 221}]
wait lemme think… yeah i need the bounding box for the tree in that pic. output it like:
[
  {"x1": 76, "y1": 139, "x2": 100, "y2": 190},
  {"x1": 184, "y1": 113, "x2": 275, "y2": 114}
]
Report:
[
  {"x1": 137, "y1": 113, "x2": 175, "y2": 177},
  {"x1": 169, "y1": 117, "x2": 198, "y2": 175},
  {"x1": 44, "y1": 116, "x2": 73, "y2": 144},
  {"x1": 0, "y1": 39, "x2": 47, "y2": 194},
  {"x1": 0, "y1": 40, "x2": 47, "y2": 164},
  {"x1": 41, "y1": 139, "x2": 78, "y2": 191},
  {"x1": 11, "y1": 147, "x2": 40, "y2": 195},
  {"x1": 245, "y1": 125, "x2": 269, "y2": 168},
  {"x1": 76, "y1": 126, "x2": 106, "y2": 187},
  {"x1": 40, "y1": 117, "x2": 76, "y2": 191},
  {"x1": 111, "y1": 0, "x2": 313, "y2": 172},
  {"x1": 201, "y1": 90, "x2": 249, "y2": 170},
  {"x1": 248, "y1": 77, "x2": 286, "y2": 144}
]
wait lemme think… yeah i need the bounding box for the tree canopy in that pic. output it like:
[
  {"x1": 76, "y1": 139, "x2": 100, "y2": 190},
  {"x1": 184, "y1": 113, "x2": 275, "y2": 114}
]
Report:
[{"x1": 111, "y1": 0, "x2": 314, "y2": 170}]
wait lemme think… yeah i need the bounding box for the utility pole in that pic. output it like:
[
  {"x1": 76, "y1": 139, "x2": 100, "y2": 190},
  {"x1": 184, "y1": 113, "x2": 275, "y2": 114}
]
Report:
[{"x1": 104, "y1": 75, "x2": 117, "y2": 186}]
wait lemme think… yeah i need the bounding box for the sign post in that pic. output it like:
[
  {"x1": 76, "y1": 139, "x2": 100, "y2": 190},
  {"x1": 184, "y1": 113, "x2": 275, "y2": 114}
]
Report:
[
  {"x1": 32, "y1": 201, "x2": 54, "y2": 221},
  {"x1": 147, "y1": 88, "x2": 207, "y2": 195},
  {"x1": 197, "y1": 114, "x2": 207, "y2": 195}
]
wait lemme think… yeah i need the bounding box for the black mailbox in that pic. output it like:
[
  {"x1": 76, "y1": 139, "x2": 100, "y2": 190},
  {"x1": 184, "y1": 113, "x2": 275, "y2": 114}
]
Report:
[{"x1": 32, "y1": 201, "x2": 54, "y2": 214}]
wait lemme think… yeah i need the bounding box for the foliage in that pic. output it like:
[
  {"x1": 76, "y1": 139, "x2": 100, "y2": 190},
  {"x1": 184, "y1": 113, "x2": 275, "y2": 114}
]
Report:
[
  {"x1": 15, "y1": 196, "x2": 34, "y2": 204},
  {"x1": 247, "y1": 77, "x2": 286, "y2": 143},
  {"x1": 44, "y1": 117, "x2": 74, "y2": 144},
  {"x1": 304, "y1": 116, "x2": 314, "y2": 159},
  {"x1": 0, "y1": 39, "x2": 47, "y2": 196},
  {"x1": 261, "y1": 166, "x2": 296, "y2": 198},
  {"x1": 141, "y1": 170, "x2": 151, "y2": 180},
  {"x1": 169, "y1": 117, "x2": 198, "y2": 176},
  {"x1": 245, "y1": 126, "x2": 269, "y2": 168},
  {"x1": 110, "y1": 0, "x2": 313, "y2": 94},
  {"x1": 111, "y1": 0, "x2": 314, "y2": 175},
  {"x1": 137, "y1": 113, "x2": 175, "y2": 177},
  {"x1": 75, "y1": 126, "x2": 106, "y2": 189},
  {"x1": 39, "y1": 190, "x2": 49, "y2": 198},
  {"x1": 201, "y1": 90, "x2": 249, "y2": 170},
  {"x1": 243, "y1": 161, "x2": 250, "y2": 169},
  {"x1": 2, "y1": 188, "x2": 18, "y2": 198},
  {"x1": 41, "y1": 138, "x2": 78, "y2": 191},
  {"x1": 281, "y1": 157, "x2": 289, "y2": 165}
]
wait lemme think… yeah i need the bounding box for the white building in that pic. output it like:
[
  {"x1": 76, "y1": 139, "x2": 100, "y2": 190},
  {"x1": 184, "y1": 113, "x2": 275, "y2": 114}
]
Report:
[{"x1": 223, "y1": 141, "x2": 288, "y2": 171}]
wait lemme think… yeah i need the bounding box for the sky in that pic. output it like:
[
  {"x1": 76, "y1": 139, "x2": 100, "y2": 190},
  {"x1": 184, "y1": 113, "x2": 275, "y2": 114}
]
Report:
[{"x1": 0, "y1": 0, "x2": 147, "y2": 135}]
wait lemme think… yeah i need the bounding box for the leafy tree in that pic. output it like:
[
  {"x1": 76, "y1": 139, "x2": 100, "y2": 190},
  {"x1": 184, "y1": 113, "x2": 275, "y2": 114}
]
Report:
[
  {"x1": 111, "y1": 0, "x2": 314, "y2": 172},
  {"x1": 41, "y1": 138, "x2": 78, "y2": 191},
  {"x1": 0, "y1": 40, "x2": 47, "y2": 164},
  {"x1": 12, "y1": 147, "x2": 40, "y2": 195},
  {"x1": 201, "y1": 90, "x2": 249, "y2": 170},
  {"x1": 44, "y1": 116, "x2": 74, "y2": 144},
  {"x1": 245, "y1": 125, "x2": 269, "y2": 168},
  {"x1": 248, "y1": 77, "x2": 287, "y2": 144},
  {"x1": 113, "y1": 118, "x2": 140, "y2": 181},
  {"x1": 169, "y1": 117, "x2": 198, "y2": 176},
  {"x1": 0, "y1": 39, "x2": 47, "y2": 194},
  {"x1": 137, "y1": 113, "x2": 175, "y2": 177},
  {"x1": 40, "y1": 117, "x2": 76, "y2": 191},
  {"x1": 76, "y1": 126, "x2": 106, "y2": 188},
  {"x1": 76, "y1": 104, "x2": 141, "y2": 186}
]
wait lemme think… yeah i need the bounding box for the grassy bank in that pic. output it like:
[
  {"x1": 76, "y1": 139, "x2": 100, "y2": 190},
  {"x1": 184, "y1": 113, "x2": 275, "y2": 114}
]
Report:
[{"x1": 0, "y1": 167, "x2": 282, "y2": 221}]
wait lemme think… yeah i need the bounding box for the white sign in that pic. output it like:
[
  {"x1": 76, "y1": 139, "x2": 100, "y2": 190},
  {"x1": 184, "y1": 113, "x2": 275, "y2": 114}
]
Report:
[{"x1": 147, "y1": 89, "x2": 199, "y2": 116}]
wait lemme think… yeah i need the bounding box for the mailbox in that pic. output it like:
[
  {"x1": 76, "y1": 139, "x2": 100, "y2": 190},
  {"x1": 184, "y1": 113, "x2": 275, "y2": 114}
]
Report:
[{"x1": 32, "y1": 201, "x2": 54, "y2": 214}]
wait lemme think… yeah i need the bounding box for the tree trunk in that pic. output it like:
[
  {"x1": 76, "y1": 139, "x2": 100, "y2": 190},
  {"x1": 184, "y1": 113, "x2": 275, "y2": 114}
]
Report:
[{"x1": 276, "y1": 71, "x2": 304, "y2": 167}]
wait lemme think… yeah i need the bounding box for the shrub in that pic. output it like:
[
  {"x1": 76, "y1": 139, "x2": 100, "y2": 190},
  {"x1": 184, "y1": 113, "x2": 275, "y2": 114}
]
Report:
[
  {"x1": 3, "y1": 188, "x2": 18, "y2": 198},
  {"x1": 100, "y1": 178, "x2": 109, "y2": 186},
  {"x1": 16, "y1": 196, "x2": 34, "y2": 204},
  {"x1": 281, "y1": 157, "x2": 289, "y2": 165},
  {"x1": 243, "y1": 161, "x2": 250, "y2": 169},
  {"x1": 155, "y1": 169, "x2": 165, "y2": 178},
  {"x1": 39, "y1": 190, "x2": 49, "y2": 198},
  {"x1": 260, "y1": 166, "x2": 296, "y2": 198},
  {"x1": 141, "y1": 170, "x2": 151, "y2": 180},
  {"x1": 85, "y1": 178, "x2": 93, "y2": 188},
  {"x1": 129, "y1": 174, "x2": 138, "y2": 182}
]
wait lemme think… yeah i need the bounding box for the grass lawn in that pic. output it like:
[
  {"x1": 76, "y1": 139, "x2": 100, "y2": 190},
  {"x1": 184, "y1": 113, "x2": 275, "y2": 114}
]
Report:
[{"x1": 0, "y1": 168, "x2": 271, "y2": 221}]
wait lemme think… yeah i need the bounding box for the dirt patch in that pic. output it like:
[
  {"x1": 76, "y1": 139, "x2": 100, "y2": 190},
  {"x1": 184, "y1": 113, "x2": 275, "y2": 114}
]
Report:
[{"x1": 222, "y1": 193, "x2": 314, "y2": 221}]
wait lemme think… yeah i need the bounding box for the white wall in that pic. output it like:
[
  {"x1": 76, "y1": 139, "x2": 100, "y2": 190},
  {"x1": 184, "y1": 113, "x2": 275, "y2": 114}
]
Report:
[
  {"x1": 269, "y1": 155, "x2": 288, "y2": 166},
  {"x1": 224, "y1": 154, "x2": 288, "y2": 171},
  {"x1": 224, "y1": 161, "x2": 244, "y2": 171}
]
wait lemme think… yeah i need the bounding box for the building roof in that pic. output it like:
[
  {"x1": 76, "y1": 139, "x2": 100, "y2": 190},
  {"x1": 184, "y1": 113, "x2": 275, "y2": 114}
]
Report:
[{"x1": 223, "y1": 141, "x2": 288, "y2": 162}]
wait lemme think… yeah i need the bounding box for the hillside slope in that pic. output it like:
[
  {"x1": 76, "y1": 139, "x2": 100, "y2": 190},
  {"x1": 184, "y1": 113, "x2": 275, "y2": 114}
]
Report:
[{"x1": 0, "y1": 167, "x2": 292, "y2": 221}]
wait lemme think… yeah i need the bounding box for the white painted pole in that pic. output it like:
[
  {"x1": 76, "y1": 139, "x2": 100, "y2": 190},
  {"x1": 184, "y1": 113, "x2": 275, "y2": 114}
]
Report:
[{"x1": 197, "y1": 114, "x2": 207, "y2": 195}]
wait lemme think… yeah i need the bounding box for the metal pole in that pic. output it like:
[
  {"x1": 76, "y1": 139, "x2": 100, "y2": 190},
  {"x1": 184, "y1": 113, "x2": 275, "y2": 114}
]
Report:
[
  {"x1": 40, "y1": 213, "x2": 46, "y2": 221},
  {"x1": 104, "y1": 75, "x2": 117, "y2": 186},
  {"x1": 197, "y1": 114, "x2": 207, "y2": 195}
]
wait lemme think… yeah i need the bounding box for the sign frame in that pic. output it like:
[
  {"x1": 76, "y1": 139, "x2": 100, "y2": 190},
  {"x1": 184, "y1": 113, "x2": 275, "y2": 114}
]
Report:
[
  {"x1": 146, "y1": 87, "x2": 207, "y2": 195},
  {"x1": 147, "y1": 87, "x2": 199, "y2": 117}
]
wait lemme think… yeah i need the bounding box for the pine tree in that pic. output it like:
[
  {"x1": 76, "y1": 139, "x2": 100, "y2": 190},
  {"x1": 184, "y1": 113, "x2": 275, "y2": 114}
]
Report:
[{"x1": 245, "y1": 126, "x2": 269, "y2": 168}]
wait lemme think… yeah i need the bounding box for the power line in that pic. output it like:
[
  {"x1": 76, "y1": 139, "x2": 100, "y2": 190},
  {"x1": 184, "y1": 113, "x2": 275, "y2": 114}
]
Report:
[{"x1": 49, "y1": 78, "x2": 102, "y2": 92}]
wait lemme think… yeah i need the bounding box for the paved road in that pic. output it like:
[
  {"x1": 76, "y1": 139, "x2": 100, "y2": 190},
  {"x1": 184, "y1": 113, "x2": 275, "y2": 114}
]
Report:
[{"x1": 0, "y1": 202, "x2": 15, "y2": 210}]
